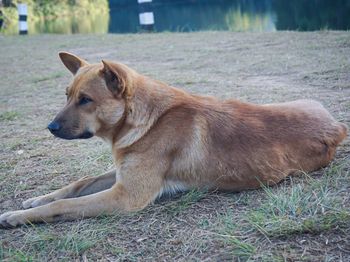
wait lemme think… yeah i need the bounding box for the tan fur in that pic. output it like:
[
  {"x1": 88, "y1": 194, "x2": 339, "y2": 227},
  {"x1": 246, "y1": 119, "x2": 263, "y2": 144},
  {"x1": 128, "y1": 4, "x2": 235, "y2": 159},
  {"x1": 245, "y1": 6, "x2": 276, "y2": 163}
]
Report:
[{"x1": 0, "y1": 52, "x2": 347, "y2": 228}]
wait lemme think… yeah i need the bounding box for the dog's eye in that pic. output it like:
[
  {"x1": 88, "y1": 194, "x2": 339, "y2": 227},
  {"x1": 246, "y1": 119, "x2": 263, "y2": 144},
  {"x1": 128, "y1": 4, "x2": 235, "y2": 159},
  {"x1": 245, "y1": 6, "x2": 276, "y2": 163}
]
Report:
[{"x1": 79, "y1": 97, "x2": 93, "y2": 105}]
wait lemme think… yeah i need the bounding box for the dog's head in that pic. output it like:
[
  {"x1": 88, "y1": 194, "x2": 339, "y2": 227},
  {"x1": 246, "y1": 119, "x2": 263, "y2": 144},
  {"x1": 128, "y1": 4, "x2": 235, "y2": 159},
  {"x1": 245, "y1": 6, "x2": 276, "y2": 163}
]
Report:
[{"x1": 48, "y1": 52, "x2": 136, "y2": 140}]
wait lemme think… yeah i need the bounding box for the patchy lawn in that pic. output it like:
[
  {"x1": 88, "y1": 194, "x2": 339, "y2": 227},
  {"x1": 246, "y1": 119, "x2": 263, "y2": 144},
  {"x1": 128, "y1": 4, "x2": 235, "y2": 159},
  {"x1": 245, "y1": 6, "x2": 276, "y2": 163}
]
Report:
[{"x1": 0, "y1": 31, "x2": 349, "y2": 261}]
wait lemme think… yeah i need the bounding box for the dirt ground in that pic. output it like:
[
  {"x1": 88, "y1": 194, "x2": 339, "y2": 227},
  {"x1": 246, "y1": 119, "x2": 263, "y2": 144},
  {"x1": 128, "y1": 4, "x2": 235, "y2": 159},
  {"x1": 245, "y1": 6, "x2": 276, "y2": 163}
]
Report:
[{"x1": 0, "y1": 31, "x2": 349, "y2": 261}]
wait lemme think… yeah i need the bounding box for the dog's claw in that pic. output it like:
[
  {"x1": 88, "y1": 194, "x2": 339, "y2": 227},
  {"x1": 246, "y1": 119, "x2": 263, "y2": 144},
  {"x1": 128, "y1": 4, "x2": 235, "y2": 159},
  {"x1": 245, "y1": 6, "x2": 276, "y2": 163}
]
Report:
[
  {"x1": 22, "y1": 196, "x2": 53, "y2": 209},
  {"x1": 0, "y1": 220, "x2": 13, "y2": 229},
  {"x1": 22, "y1": 198, "x2": 36, "y2": 209},
  {"x1": 0, "y1": 211, "x2": 26, "y2": 229}
]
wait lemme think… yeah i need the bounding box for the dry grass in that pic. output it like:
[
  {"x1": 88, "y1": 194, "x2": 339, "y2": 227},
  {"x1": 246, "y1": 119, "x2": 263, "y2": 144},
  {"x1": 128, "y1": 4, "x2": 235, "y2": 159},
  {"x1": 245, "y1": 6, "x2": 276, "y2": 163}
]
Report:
[{"x1": 0, "y1": 31, "x2": 349, "y2": 261}]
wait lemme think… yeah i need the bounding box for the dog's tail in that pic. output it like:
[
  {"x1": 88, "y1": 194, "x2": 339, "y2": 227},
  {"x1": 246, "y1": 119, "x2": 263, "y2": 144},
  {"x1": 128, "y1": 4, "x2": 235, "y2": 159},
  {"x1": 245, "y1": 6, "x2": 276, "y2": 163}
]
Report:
[{"x1": 336, "y1": 122, "x2": 348, "y2": 145}]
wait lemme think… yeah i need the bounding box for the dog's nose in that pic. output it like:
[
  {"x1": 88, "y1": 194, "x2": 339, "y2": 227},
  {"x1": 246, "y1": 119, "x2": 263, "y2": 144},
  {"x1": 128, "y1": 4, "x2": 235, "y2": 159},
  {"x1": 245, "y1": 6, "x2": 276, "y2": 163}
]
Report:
[{"x1": 47, "y1": 121, "x2": 61, "y2": 132}]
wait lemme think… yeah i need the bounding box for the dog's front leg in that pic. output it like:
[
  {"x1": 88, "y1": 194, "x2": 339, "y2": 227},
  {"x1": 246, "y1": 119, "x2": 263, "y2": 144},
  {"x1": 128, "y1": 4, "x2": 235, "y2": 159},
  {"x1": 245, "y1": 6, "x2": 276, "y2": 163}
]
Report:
[
  {"x1": 0, "y1": 165, "x2": 164, "y2": 228},
  {"x1": 22, "y1": 170, "x2": 117, "y2": 209}
]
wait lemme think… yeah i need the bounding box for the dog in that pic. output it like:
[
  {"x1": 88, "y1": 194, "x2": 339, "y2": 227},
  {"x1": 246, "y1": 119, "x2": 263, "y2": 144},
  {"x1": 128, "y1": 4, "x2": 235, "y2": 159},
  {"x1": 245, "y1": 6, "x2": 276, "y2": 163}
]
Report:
[{"x1": 0, "y1": 52, "x2": 347, "y2": 228}]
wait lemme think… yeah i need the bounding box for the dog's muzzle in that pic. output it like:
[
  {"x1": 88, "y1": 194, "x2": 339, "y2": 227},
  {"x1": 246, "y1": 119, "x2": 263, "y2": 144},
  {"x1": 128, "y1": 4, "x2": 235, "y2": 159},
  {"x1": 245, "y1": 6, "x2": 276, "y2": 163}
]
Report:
[{"x1": 47, "y1": 121, "x2": 93, "y2": 140}]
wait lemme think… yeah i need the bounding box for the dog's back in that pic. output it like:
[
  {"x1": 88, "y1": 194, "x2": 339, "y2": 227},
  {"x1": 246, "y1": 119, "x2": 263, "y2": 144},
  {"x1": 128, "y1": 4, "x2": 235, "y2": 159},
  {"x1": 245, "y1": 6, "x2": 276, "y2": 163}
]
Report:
[{"x1": 146, "y1": 95, "x2": 347, "y2": 192}]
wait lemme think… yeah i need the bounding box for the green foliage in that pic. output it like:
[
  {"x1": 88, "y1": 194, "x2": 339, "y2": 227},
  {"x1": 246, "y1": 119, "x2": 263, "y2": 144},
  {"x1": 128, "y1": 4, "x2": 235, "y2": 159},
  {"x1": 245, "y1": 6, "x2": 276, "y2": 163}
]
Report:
[
  {"x1": 0, "y1": 0, "x2": 109, "y2": 34},
  {"x1": 225, "y1": 7, "x2": 273, "y2": 32}
]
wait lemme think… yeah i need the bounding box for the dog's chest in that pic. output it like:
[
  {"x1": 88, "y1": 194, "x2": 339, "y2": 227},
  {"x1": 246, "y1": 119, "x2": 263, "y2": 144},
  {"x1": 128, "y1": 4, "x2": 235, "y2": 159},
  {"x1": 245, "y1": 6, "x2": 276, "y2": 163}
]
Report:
[{"x1": 158, "y1": 180, "x2": 189, "y2": 197}]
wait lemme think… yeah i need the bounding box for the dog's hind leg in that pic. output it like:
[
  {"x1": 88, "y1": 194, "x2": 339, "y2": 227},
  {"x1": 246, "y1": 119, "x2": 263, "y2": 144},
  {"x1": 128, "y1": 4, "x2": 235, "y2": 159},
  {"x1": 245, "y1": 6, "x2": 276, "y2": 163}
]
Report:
[{"x1": 22, "y1": 170, "x2": 116, "y2": 209}]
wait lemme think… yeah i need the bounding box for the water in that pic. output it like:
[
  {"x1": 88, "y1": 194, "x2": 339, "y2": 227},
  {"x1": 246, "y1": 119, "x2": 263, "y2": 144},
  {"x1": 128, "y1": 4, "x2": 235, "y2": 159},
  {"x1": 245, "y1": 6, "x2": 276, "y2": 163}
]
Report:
[
  {"x1": 109, "y1": 0, "x2": 350, "y2": 33},
  {"x1": 2, "y1": 0, "x2": 350, "y2": 34}
]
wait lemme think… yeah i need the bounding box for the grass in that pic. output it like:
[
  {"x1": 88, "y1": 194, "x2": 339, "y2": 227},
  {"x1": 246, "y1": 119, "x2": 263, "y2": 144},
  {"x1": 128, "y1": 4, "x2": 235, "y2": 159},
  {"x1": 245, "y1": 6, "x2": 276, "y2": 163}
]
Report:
[
  {"x1": 247, "y1": 160, "x2": 350, "y2": 238},
  {"x1": 218, "y1": 213, "x2": 257, "y2": 261},
  {"x1": 0, "y1": 111, "x2": 20, "y2": 122},
  {"x1": 31, "y1": 72, "x2": 64, "y2": 83},
  {"x1": 0, "y1": 32, "x2": 349, "y2": 261},
  {"x1": 226, "y1": 237, "x2": 256, "y2": 261},
  {"x1": 0, "y1": 221, "x2": 108, "y2": 261},
  {"x1": 1, "y1": 162, "x2": 349, "y2": 261},
  {"x1": 163, "y1": 189, "x2": 206, "y2": 216},
  {"x1": 215, "y1": 159, "x2": 350, "y2": 261}
]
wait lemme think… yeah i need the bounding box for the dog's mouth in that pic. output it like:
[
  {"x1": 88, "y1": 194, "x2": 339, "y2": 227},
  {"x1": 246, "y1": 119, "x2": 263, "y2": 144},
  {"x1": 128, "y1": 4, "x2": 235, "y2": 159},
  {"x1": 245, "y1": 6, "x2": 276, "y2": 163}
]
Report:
[
  {"x1": 77, "y1": 131, "x2": 94, "y2": 139},
  {"x1": 49, "y1": 129, "x2": 94, "y2": 140}
]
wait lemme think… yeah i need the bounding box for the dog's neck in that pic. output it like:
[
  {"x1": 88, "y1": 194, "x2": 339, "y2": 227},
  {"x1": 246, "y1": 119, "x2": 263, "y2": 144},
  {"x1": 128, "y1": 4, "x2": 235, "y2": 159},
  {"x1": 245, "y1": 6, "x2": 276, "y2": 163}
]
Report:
[{"x1": 110, "y1": 76, "x2": 187, "y2": 149}]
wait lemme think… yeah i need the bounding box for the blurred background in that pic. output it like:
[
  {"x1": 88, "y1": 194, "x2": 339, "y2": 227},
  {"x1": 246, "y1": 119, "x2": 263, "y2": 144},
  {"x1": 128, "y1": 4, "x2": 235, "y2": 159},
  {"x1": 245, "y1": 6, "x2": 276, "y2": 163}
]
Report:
[{"x1": 0, "y1": 0, "x2": 350, "y2": 35}]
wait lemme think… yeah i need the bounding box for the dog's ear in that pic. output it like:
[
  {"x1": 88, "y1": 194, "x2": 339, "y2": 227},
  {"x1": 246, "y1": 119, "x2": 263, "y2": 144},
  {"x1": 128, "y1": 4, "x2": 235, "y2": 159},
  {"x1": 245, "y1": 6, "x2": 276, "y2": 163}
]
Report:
[
  {"x1": 59, "y1": 52, "x2": 88, "y2": 75},
  {"x1": 100, "y1": 60, "x2": 130, "y2": 97}
]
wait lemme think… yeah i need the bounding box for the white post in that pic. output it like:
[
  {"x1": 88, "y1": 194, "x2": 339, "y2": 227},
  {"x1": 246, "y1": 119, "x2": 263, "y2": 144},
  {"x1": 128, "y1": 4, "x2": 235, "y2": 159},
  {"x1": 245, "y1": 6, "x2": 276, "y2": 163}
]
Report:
[
  {"x1": 138, "y1": 0, "x2": 154, "y2": 32},
  {"x1": 18, "y1": 3, "x2": 28, "y2": 35}
]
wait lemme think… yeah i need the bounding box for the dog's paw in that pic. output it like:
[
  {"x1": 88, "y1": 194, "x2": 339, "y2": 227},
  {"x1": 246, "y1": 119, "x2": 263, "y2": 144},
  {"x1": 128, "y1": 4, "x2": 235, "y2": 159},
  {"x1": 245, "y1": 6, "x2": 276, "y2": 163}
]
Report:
[
  {"x1": 22, "y1": 196, "x2": 54, "y2": 209},
  {"x1": 0, "y1": 210, "x2": 27, "y2": 228}
]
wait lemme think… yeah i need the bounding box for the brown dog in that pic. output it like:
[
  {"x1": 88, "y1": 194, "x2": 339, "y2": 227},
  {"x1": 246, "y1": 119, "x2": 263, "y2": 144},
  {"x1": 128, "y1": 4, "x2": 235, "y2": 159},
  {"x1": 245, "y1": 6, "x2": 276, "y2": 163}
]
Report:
[{"x1": 0, "y1": 52, "x2": 347, "y2": 228}]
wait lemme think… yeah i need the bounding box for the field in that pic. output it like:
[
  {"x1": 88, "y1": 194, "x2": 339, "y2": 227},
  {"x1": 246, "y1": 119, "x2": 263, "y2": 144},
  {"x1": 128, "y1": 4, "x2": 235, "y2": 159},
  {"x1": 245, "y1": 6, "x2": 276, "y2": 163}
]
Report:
[{"x1": 0, "y1": 31, "x2": 349, "y2": 261}]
